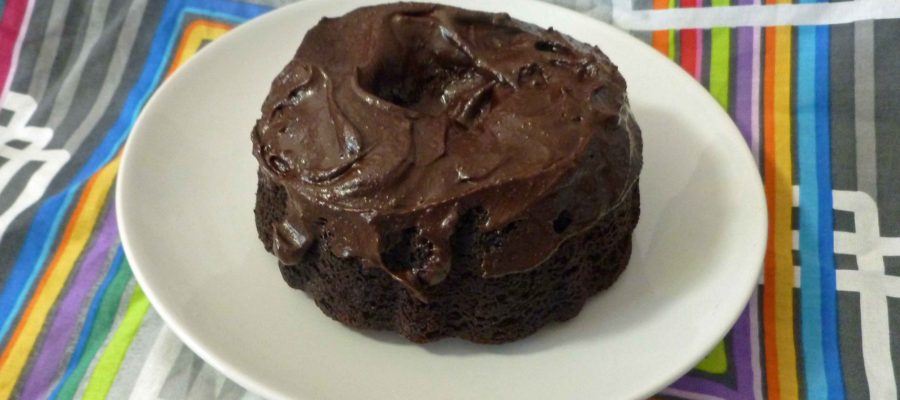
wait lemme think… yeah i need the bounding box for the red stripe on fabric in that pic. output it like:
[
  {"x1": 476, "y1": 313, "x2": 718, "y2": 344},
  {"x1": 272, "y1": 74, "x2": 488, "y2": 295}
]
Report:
[
  {"x1": 0, "y1": 0, "x2": 32, "y2": 101},
  {"x1": 680, "y1": 0, "x2": 700, "y2": 77}
]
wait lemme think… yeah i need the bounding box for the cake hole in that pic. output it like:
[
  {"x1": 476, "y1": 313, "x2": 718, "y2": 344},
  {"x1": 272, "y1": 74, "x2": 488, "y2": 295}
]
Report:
[
  {"x1": 534, "y1": 40, "x2": 565, "y2": 53},
  {"x1": 592, "y1": 86, "x2": 620, "y2": 112},
  {"x1": 267, "y1": 155, "x2": 291, "y2": 176},
  {"x1": 517, "y1": 63, "x2": 547, "y2": 88},
  {"x1": 381, "y1": 227, "x2": 433, "y2": 273},
  {"x1": 553, "y1": 210, "x2": 573, "y2": 233}
]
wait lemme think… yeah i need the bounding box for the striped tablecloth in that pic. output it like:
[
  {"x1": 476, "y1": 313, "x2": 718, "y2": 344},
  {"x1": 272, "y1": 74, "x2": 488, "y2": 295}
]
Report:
[{"x1": 0, "y1": 0, "x2": 898, "y2": 398}]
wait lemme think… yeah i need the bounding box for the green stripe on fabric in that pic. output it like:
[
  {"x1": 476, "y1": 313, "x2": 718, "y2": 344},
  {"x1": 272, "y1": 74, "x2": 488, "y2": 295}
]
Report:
[
  {"x1": 696, "y1": 341, "x2": 729, "y2": 374},
  {"x1": 709, "y1": 0, "x2": 731, "y2": 109},
  {"x1": 668, "y1": 30, "x2": 676, "y2": 60},
  {"x1": 82, "y1": 283, "x2": 151, "y2": 399},
  {"x1": 667, "y1": 0, "x2": 676, "y2": 59},
  {"x1": 55, "y1": 261, "x2": 133, "y2": 400},
  {"x1": 710, "y1": 26, "x2": 731, "y2": 108}
]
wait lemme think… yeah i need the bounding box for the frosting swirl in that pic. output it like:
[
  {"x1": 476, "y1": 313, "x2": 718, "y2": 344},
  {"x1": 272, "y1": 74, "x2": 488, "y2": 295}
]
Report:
[{"x1": 252, "y1": 3, "x2": 642, "y2": 300}]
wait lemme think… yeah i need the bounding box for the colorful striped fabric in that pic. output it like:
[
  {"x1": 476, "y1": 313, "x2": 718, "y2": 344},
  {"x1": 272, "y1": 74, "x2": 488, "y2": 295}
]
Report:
[{"x1": 0, "y1": 0, "x2": 898, "y2": 398}]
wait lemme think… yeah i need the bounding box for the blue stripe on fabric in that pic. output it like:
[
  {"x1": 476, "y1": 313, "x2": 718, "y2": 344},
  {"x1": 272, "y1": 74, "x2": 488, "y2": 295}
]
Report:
[
  {"x1": 0, "y1": 0, "x2": 269, "y2": 356},
  {"x1": 797, "y1": 23, "x2": 828, "y2": 399},
  {"x1": 816, "y1": 23, "x2": 845, "y2": 399},
  {"x1": 0, "y1": 189, "x2": 76, "y2": 343},
  {"x1": 70, "y1": 0, "x2": 189, "y2": 185},
  {"x1": 0, "y1": 0, "x2": 269, "y2": 358},
  {"x1": 75, "y1": 0, "x2": 270, "y2": 185},
  {"x1": 101, "y1": 0, "x2": 270, "y2": 171},
  {"x1": 48, "y1": 247, "x2": 123, "y2": 400}
]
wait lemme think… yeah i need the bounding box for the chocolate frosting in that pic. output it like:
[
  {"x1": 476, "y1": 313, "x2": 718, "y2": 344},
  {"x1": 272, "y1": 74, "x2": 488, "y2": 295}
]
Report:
[{"x1": 252, "y1": 3, "x2": 642, "y2": 300}]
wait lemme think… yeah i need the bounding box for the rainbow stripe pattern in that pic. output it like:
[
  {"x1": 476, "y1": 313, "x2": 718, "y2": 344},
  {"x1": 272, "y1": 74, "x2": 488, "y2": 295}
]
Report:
[{"x1": 1, "y1": 0, "x2": 899, "y2": 398}]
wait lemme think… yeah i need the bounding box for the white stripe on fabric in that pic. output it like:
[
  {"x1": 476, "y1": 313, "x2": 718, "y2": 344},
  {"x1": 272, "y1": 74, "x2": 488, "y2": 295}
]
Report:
[
  {"x1": 128, "y1": 325, "x2": 184, "y2": 400},
  {"x1": 612, "y1": 0, "x2": 900, "y2": 30}
]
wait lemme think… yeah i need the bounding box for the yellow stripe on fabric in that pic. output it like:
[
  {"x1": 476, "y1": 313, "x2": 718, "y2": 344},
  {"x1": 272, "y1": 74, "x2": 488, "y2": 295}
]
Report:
[
  {"x1": 772, "y1": 24, "x2": 799, "y2": 400},
  {"x1": 668, "y1": 0, "x2": 676, "y2": 60},
  {"x1": 82, "y1": 285, "x2": 150, "y2": 400},
  {"x1": 0, "y1": 158, "x2": 121, "y2": 399},
  {"x1": 166, "y1": 19, "x2": 232, "y2": 78}
]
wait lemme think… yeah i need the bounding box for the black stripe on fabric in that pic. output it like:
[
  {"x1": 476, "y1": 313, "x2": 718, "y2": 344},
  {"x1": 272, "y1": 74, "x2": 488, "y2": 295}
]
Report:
[
  {"x1": 701, "y1": 28, "x2": 712, "y2": 90},
  {"x1": 52, "y1": 1, "x2": 132, "y2": 147},
  {"x1": 838, "y1": 291, "x2": 870, "y2": 400},
  {"x1": 884, "y1": 256, "x2": 900, "y2": 277},
  {"x1": 0, "y1": 159, "x2": 44, "y2": 286},
  {"x1": 32, "y1": 0, "x2": 91, "y2": 126},
  {"x1": 40, "y1": 1, "x2": 163, "y2": 202},
  {"x1": 888, "y1": 298, "x2": 900, "y2": 398},
  {"x1": 0, "y1": 161, "x2": 43, "y2": 217},
  {"x1": 873, "y1": 19, "x2": 900, "y2": 237},
  {"x1": 829, "y1": 23, "x2": 856, "y2": 192},
  {"x1": 9, "y1": 0, "x2": 54, "y2": 94}
]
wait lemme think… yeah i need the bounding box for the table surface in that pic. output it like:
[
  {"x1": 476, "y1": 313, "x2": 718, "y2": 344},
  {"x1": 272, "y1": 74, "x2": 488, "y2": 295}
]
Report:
[{"x1": 0, "y1": 0, "x2": 898, "y2": 399}]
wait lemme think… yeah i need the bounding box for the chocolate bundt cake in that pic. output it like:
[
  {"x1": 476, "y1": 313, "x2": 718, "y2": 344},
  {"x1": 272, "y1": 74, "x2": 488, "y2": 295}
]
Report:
[{"x1": 252, "y1": 3, "x2": 642, "y2": 344}]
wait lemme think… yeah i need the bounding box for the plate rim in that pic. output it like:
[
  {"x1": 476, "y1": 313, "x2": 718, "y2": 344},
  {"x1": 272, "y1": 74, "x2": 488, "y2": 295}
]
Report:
[{"x1": 116, "y1": 1, "x2": 768, "y2": 399}]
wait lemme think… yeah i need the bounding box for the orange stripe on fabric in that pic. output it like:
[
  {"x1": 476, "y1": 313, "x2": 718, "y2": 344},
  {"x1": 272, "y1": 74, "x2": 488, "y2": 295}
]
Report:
[
  {"x1": 771, "y1": 23, "x2": 798, "y2": 400},
  {"x1": 0, "y1": 177, "x2": 97, "y2": 368},
  {"x1": 651, "y1": 0, "x2": 669, "y2": 54},
  {"x1": 762, "y1": 23, "x2": 799, "y2": 400},
  {"x1": 652, "y1": 31, "x2": 669, "y2": 55},
  {"x1": 165, "y1": 20, "x2": 232, "y2": 78},
  {"x1": 762, "y1": 24, "x2": 779, "y2": 400},
  {"x1": 0, "y1": 158, "x2": 121, "y2": 399}
]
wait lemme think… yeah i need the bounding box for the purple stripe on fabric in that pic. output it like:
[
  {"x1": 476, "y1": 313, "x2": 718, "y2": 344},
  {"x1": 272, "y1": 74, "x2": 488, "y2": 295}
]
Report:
[
  {"x1": 668, "y1": 375, "x2": 740, "y2": 399},
  {"x1": 732, "y1": 306, "x2": 756, "y2": 398},
  {"x1": 666, "y1": 309, "x2": 756, "y2": 399},
  {"x1": 18, "y1": 207, "x2": 119, "y2": 400},
  {"x1": 735, "y1": 26, "x2": 753, "y2": 147}
]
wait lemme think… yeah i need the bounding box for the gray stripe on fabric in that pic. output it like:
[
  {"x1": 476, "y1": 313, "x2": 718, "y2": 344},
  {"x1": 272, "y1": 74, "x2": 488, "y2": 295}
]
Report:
[
  {"x1": 9, "y1": 0, "x2": 53, "y2": 94},
  {"x1": 839, "y1": 291, "x2": 870, "y2": 400},
  {"x1": 0, "y1": 161, "x2": 42, "y2": 225},
  {"x1": 32, "y1": 1, "x2": 97, "y2": 127},
  {"x1": 853, "y1": 20, "x2": 876, "y2": 201},
  {"x1": 185, "y1": 362, "x2": 226, "y2": 399},
  {"x1": 830, "y1": 23, "x2": 856, "y2": 192},
  {"x1": 632, "y1": 0, "x2": 654, "y2": 10},
  {"x1": 630, "y1": 29, "x2": 654, "y2": 45},
  {"x1": 890, "y1": 298, "x2": 900, "y2": 398},
  {"x1": 43, "y1": 0, "x2": 115, "y2": 131},
  {"x1": 873, "y1": 18, "x2": 900, "y2": 237},
  {"x1": 159, "y1": 346, "x2": 205, "y2": 399},
  {"x1": 217, "y1": 379, "x2": 251, "y2": 400},
  {"x1": 105, "y1": 307, "x2": 164, "y2": 399},
  {"x1": 701, "y1": 28, "x2": 711, "y2": 90},
  {"x1": 35, "y1": 0, "x2": 159, "y2": 201},
  {"x1": 61, "y1": 0, "x2": 150, "y2": 153},
  {"x1": 25, "y1": 0, "x2": 73, "y2": 103}
]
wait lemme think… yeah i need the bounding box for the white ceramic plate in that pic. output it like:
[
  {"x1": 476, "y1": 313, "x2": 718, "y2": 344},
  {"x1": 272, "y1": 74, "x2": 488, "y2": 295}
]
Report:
[{"x1": 117, "y1": 0, "x2": 767, "y2": 399}]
